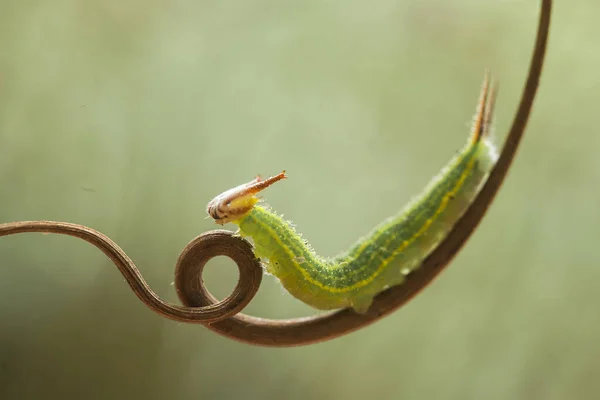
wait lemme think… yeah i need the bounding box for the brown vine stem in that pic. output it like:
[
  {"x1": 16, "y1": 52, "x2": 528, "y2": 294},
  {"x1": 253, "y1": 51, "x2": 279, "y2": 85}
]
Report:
[
  {"x1": 0, "y1": 0, "x2": 551, "y2": 347},
  {"x1": 0, "y1": 223, "x2": 262, "y2": 324}
]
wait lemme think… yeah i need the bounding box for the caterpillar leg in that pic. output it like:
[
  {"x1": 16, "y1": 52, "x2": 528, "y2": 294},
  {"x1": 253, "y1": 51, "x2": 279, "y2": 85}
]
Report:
[{"x1": 350, "y1": 296, "x2": 374, "y2": 314}]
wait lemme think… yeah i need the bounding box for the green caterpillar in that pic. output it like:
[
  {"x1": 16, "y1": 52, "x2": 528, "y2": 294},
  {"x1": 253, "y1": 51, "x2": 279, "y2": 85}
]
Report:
[{"x1": 206, "y1": 74, "x2": 499, "y2": 313}]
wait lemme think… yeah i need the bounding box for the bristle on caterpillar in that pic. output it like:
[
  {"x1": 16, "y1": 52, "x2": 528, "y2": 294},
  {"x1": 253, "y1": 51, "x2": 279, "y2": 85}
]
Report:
[{"x1": 470, "y1": 70, "x2": 498, "y2": 144}]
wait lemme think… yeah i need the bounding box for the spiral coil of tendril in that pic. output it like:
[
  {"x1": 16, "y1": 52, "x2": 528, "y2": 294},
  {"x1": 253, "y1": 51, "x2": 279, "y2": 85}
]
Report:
[{"x1": 0, "y1": 0, "x2": 551, "y2": 347}]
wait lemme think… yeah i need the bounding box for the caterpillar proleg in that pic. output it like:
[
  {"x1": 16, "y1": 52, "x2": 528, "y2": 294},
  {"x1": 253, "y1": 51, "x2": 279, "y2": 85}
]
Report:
[{"x1": 206, "y1": 73, "x2": 499, "y2": 313}]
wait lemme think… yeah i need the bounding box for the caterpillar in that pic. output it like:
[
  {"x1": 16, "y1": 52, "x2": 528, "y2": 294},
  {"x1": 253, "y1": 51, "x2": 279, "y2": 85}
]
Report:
[{"x1": 206, "y1": 73, "x2": 499, "y2": 314}]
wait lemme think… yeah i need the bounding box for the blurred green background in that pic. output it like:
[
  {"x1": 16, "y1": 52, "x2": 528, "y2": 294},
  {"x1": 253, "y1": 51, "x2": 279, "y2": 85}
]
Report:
[{"x1": 0, "y1": 1, "x2": 597, "y2": 399}]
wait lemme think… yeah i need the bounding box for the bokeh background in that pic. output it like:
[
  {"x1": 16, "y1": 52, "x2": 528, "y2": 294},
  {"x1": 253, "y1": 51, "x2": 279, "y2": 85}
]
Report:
[{"x1": 0, "y1": 1, "x2": 597, "y2": 399}]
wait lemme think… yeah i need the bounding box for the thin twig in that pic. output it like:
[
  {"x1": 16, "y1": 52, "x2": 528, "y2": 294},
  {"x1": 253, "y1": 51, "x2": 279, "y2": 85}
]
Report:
[
  {"x1": 0, "y1": 223, "x2": 262, "y2": 323},
  {"x1": 0, "y1": 0, "x2": 552, "y2": 347}
]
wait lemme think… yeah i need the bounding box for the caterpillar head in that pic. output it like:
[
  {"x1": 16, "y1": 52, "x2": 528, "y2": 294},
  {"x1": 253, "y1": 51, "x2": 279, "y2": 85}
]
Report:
[{"x1": 206, "y1": 171, "x2": 287, "y2": 225}]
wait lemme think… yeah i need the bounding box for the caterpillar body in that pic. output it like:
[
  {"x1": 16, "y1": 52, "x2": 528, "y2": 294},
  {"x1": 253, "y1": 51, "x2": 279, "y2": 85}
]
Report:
[{"x1": 206, "y1": 74, "x2": 499, "y2": 313}]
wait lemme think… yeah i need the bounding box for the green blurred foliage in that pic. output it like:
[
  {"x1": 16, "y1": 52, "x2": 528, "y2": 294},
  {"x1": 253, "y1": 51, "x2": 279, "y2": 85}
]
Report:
[{"x1": 0, "y1": 1, "x2": 598, "y2": 399}]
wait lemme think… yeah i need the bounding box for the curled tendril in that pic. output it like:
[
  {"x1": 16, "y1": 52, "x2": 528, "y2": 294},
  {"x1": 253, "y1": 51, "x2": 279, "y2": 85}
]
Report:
[
  {"x1": 0, "y1": 0, "x2": 551, "y2": 347},
  {"x1": 0, "y1": 223, "x2": 262, "y2": 324}
]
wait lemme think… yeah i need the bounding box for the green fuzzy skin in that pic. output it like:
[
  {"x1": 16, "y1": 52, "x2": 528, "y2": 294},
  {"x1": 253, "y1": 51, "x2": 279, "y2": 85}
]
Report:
[{"x1": 233, "y1": 136, "x2": 498, "y2": 313}]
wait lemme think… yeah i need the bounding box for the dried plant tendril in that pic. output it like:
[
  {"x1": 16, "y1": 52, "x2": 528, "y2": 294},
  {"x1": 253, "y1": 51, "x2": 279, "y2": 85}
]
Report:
[{"x1": 0, "y1": 0, "x2": 552, "y2": 347}]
